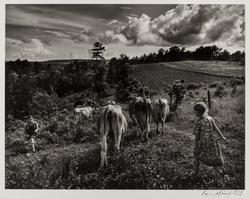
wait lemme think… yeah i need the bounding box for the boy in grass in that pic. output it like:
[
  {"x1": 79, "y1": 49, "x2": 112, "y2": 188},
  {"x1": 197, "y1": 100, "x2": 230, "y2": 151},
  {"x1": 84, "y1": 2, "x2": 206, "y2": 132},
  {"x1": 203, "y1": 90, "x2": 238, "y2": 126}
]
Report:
[
  {"x1": 193, "y1": 102, "x2": 226, "y2": 176},
  {"x1": 25, "y1": 115, "x2": 39, "y2": 153}
]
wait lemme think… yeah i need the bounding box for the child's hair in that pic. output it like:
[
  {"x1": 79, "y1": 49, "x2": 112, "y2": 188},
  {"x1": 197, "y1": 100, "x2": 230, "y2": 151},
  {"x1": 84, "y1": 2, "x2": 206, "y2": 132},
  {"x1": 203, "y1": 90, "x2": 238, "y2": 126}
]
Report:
[{"x1": 193, "y1": 101, "x2": 208, "y2": 115}]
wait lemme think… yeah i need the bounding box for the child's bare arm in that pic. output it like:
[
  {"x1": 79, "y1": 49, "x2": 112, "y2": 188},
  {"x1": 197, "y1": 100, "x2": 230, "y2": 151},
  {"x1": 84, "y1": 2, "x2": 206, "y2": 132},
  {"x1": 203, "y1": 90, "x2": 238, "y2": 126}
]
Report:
[
  {"x1": 35, "y1": 122, "x2": 39, "y2": 132},
  {"x1": 212, "y1": 119, "x2": 226, "y2": 140}
]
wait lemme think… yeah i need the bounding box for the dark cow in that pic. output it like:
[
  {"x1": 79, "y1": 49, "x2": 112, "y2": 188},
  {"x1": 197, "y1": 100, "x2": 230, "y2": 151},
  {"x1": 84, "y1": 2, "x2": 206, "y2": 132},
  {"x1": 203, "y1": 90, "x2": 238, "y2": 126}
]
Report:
[{"x1": 129, "y1": 96, "x2": 152, "y2": 140}]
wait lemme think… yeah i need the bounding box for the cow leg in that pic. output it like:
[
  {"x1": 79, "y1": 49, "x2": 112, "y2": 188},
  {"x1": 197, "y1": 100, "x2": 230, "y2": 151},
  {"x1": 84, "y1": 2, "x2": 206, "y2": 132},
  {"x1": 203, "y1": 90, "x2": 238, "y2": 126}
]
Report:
[
  {"x1": 113, "y1": 117, "x2": 119, "y2": 151},
  {"x1": 100, "y1": 119, "x2": 109, "y2": 168},
  {"x1": 138, "y1": 118, "x2": 144, "y2": 137},
  {"x1": 135, "y1": 115, "x2": 142, "y2": 136},
  {"x1": 115, "y1": 127, "x2": 122, "y2": 152},
  {"x1": 147, "y1": 116, "x2": 151, "y2": 134},
  {"x1": 145, "y1": 115, "x2": 150, "y2": 141},
  {"x1": 161, "y1": 121, "x2": 164, "y2": 135},
  {"x1": 100, "y1": 135, "x2": 108, "y2": 168},
  {"x1": 130, "y1": 114, "x2": 137, "y2": 126},
  {"x1": 156, "y1": 121, "x2": 160, "y2": 134}
]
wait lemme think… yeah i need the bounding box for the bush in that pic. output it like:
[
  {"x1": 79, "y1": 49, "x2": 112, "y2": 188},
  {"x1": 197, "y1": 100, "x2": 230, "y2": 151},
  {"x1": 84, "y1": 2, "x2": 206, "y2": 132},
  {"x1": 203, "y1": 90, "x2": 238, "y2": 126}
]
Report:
[
  {"x1": 31, "y1": 90, "x2": 58, "y2": 116},
  {"x1": 37, "y1": 130, "x2": 63, "y2": 145},
  {"x1": 209, "y1": 81, "x2": 220, "y2": 88},
  {"x1": 73, "y1": 125, "x2": 98, "y2": 144},
  {"x1": 187, "y1": 91, "x2": 194, "y2": 98},
  {"x1": 214, "y1": 85, "x2": 227, "y2": 98},
  {"x1": 8, "y1": 138, "x2": 30, "y2": 154},
  {"x1": 186, "y1": 82, "x2": 202, "y2": 90}
]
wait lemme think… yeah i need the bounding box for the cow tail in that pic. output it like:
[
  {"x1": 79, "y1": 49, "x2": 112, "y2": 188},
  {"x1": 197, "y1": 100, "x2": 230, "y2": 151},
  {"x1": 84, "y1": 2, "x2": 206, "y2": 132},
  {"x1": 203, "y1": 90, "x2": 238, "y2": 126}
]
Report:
[{"x1": 103, "y1": 106, "x2": 109, "y2": 136}]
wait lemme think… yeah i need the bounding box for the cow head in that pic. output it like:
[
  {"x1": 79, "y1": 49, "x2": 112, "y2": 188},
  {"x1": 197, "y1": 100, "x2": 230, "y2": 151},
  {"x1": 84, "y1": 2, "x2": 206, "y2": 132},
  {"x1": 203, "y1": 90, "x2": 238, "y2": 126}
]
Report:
[
  {"x1": 93, "y1": 107, "x2": 100, "y2": 115},
  {"x1": 107, "y1": 100, "x2": 115, "y2": 105}
]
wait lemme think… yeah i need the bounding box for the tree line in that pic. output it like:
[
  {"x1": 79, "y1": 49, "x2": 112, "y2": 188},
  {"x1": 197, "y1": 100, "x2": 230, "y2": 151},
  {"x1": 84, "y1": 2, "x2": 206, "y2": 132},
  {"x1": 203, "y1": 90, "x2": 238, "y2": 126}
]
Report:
[{"x1": 129, "y1": 45, "x2": 245, "y2": 65}]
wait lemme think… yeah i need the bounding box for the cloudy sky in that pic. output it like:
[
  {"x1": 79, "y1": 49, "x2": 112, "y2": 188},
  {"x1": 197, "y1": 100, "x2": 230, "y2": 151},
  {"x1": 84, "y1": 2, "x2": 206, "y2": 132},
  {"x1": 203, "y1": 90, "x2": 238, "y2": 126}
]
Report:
[{"x1": 6, "y1": 4, "x2": 245, "y2": 61}]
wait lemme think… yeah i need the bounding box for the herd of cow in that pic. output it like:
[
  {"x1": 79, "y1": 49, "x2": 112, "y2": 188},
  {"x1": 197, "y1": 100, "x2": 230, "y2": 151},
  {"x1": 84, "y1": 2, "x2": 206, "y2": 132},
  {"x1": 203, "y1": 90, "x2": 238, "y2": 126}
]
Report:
[{"x1": 74, "y1": 97, "x2": 171, "y2": 168}]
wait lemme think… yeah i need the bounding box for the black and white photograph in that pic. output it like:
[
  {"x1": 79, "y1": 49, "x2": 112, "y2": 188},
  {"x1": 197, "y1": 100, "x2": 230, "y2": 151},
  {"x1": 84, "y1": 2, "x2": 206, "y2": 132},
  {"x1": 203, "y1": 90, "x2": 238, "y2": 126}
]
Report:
[{"x1": 2, "y1": 1, "x2": 246, "y2": 192}]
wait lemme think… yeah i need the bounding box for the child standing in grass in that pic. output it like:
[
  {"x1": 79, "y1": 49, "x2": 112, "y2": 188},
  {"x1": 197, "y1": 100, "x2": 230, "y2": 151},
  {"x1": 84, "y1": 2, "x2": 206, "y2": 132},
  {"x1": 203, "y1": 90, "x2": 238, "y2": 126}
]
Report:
[
  {"x1": 25, "y1": 115, "x2": 39, "y2": 153},
  {"x1": 193, "y1": 102, "x2": 226, "y2": 176}
]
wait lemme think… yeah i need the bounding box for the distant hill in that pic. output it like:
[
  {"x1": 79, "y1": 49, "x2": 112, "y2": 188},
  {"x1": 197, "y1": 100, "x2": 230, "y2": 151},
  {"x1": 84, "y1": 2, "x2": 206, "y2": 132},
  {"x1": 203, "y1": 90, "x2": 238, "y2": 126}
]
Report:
[{"x1": 40, "y1": 59, "x2": 109, "y2": 65}]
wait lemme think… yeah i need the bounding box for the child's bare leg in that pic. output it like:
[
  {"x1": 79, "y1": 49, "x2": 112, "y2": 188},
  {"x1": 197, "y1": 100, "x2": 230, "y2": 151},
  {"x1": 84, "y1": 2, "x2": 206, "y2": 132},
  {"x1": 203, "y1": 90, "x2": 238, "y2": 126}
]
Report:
[{"x1": 31, "y1": 137, "x2": 36, "y2": 152}]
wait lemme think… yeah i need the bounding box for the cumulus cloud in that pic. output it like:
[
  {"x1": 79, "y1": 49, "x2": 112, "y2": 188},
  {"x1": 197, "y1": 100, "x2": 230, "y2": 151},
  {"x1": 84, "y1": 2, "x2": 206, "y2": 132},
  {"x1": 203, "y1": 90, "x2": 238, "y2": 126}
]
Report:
[
  {"x1": 126, "y1": 14, "x2": 138, "y2": 18},
  {"x1": 44, "y1": 30, "x2": 71, "y2": 38},
  {"x1": 99, "y1": 30, "x2": 130, "y2": 45},
  {"x1": 101, "y1": 14, "x2": 163, "y2": 46},
  {"x1": 6, "y1": 37, "x2": 55, "y2": 60},
  {"x1": 100, "y1": 5, "x2": 244, "y2": 48},
  {"x1": 107, "y1": 20, "x2": 118, "y2": 25},
  {"x1": 6, "y1": 37, "x2": 23, "y2": 46},
  {"x1": 120, "y1": 6, "x2": 132, "y2": 10},
  {"x1": 67, "y1": 52, "x2": 78, "y2": 59},
  {"x1": 71, "y1": 28, "x2": 93, "y2": 43}
]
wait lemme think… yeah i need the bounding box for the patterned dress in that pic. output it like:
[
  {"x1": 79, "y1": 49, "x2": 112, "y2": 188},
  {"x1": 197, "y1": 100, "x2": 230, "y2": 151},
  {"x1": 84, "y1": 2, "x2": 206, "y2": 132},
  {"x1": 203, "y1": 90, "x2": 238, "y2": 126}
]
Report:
[
  {"x1": 25, "y1": 120, "x2": 38, "y2": 139},
  {"x1": 194, "y1": 114, "x2": 224, "y2": 167}
]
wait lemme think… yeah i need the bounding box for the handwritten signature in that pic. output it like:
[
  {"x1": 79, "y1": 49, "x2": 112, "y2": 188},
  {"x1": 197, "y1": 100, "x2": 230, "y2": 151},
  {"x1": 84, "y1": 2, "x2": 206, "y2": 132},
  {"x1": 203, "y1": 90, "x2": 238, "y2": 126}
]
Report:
[{"x1": 201, "y1": 190, "x2": 244, "y2": 198}]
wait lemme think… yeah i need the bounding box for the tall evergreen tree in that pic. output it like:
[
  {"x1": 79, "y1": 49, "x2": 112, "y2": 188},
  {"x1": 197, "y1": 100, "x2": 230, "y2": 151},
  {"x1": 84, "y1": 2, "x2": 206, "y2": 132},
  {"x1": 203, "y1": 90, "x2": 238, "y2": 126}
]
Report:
[{"x1": 92, "y1": 42, "x2": 105, "y2": 60}]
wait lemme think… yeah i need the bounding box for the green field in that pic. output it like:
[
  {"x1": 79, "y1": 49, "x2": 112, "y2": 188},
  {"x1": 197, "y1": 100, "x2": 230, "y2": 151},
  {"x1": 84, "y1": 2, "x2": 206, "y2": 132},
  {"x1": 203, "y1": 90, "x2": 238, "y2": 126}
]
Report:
[
  {"x1": 159, "y1": 61, "x2": 244, "y2": 77},
  {"x1": 133, "y1": 61, "x2": 244, "y2": 92}
]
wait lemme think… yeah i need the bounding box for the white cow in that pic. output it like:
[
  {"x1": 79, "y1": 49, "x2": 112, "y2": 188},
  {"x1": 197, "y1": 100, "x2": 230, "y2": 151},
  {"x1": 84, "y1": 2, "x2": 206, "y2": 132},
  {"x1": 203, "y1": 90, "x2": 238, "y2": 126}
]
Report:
[
  {"x1": 151, "y1": 98, "x2": 171, "y2": 135},
  {"x1": 73, "y1": 106, "x2": 93, "y2": 121},
  {"x1": 97, "y1": 104, "x2": 127, "y2": 168}
]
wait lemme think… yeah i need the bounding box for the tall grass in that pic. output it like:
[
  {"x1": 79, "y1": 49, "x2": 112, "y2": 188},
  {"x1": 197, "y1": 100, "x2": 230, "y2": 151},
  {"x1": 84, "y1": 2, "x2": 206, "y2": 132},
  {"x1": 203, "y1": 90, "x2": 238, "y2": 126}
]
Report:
[{"x1": 5, "y1": 85, "x2": 245, "y2": 189}]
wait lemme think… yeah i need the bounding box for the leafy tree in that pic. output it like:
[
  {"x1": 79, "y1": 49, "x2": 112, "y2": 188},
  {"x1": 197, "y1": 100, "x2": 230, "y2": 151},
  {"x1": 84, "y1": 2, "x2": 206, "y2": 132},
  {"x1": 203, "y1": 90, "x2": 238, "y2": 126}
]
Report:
[
  {"x1": 157, "y1": 49, "x2": 165, "y2": 62},
  {"x1": 231, "y1": 50, "x2": 245, "y2": 64},
  {"x1": 217, "y1": 50, "x2": 230, "y2": 61}
]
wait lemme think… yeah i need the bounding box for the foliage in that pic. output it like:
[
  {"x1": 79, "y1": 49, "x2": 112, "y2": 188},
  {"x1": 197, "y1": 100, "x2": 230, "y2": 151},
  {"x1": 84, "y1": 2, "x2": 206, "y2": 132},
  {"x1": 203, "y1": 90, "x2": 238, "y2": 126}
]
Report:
[
  {"x1": 129, "y1": 45, "x2": 245, "y2": 65},
  {"x1": 214, "y1": 84, "x2": 228, "y2": 98}
]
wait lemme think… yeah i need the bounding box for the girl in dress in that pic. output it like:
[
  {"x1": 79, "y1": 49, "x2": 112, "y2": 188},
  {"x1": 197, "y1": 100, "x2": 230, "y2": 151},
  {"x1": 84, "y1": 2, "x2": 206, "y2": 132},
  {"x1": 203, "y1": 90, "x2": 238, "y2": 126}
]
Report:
[{"x1": 193, "y1": 102, "x2": 226, "y2": 176}]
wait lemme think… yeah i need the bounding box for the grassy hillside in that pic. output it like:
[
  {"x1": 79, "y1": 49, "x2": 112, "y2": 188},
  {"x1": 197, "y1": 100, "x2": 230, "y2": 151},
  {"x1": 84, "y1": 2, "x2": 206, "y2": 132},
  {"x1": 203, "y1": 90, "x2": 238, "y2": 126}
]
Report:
[
  {"x1": 6, "y1": 84, "x2": 245, "y2": 189},
  {"x1": 5, "y1": 60, "x2": 245, "y2": 189}
]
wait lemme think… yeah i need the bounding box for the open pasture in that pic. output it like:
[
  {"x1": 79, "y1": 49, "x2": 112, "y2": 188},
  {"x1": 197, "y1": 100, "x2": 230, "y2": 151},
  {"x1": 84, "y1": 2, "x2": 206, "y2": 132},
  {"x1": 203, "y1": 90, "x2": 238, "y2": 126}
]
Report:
[{"x1": 133, "y1": 61, "x2": 244, "y2": 92}]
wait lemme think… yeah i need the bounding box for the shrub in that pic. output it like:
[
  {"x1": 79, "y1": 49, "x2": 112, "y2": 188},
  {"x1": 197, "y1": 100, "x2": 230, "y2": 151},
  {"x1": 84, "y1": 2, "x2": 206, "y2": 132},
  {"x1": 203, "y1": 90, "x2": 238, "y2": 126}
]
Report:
[
  {"x1": 31, "y1": 90, "x2": 58, "y2": 116},
  {"x1": 187, "y1": 91, "x2": 194, "y2": 98},
  {"x1": 8, "y1": 138, "x2": 30, "y2": 154},
  {"x1": 38, "y1": 131, "x2": 62, "y2": 145},
  {"x1": 214, "y1": 85, "x2": 227, "y2": 98},
  {"x1": 209, "y1": 81, "x2": 220, "y2": 88},
  {"x1": 186, "y1": 82, "x2": 202, "y2": 90}
]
